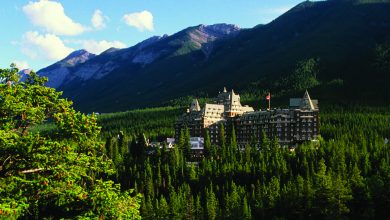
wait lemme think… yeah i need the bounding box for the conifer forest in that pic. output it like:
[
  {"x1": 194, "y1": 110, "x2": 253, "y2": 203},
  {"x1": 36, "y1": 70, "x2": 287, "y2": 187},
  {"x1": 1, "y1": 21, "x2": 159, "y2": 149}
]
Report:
[
  {"x1": 100, "y1": 106, "x2": 390, "y2": 219},
  {"x1": 1, "y1": 0, "x2": 390, "y2": 218}
]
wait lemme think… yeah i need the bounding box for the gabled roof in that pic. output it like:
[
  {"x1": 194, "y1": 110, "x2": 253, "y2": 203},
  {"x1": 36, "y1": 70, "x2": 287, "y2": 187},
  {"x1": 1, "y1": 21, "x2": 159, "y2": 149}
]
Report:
[
  {"x1": 289, "y1": 90, "x2": 318, "y2": 110},
  {"x1": 301, "y1": 90, "x2": 315, "y2": 110}
]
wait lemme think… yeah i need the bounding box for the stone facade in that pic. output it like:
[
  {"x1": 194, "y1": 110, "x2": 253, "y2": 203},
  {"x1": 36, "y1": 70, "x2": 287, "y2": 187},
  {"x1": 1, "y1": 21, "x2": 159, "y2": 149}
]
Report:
[{"x1": 175, "y1": 88, "x2": 319, "y2": 147}]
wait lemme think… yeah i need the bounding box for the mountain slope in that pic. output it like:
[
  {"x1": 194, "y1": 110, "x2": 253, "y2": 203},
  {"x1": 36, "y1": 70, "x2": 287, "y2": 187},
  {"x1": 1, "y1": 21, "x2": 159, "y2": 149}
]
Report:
[
  {"x1": 38, "y1": 23, "x2": 240, "y2": 90},
  {"x1": 40, "y1": 0, "x2": 390, "y2": 112},
  {"x1": 38, "y1": 50, "x2": 96, "y2": 88}
]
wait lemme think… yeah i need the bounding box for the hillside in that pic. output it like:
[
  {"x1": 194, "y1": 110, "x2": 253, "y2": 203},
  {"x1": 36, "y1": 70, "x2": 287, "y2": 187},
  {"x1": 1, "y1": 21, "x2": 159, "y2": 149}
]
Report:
[
  {"x1": 96, "y1": 104, "x2": 390, "y2": 219},
  {"x1": 39, "y1": 0, "x2": 390, "y2": 112}
]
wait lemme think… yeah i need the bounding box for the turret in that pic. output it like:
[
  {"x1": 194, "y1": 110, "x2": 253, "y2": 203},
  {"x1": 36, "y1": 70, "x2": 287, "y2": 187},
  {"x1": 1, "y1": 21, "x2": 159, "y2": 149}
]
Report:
[
  {"x1": 300, "y1": 90, "x2": 315, "y2": 110},
  {"x1": 190, "y1": 99, "x2": 201, "y2": 111},
  {"x1": 289, "y1": 90, "x2": 318, "y2": 110}
]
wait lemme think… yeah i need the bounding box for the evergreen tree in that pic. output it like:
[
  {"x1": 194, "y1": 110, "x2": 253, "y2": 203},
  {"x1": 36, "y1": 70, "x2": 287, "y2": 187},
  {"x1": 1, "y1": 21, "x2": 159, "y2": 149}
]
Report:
[
  {"x1": 225, "y1": 182, "x2": 241, "y2": 219},
  {"x1": 195, "y1": 194, "x2": 204, "y2": 220},
  {"x1": 242, "y1": 197, "x2": 252, "y2": 220},
  {"x1": 313, "y1": 159, "x2": 334, "y2": 217},
  {"x1": 204, "y1": 130, "x2": 212, "y2": 158},
  {"x1": 157, "y1": 196, "x2": 169, "y2": 220},
  {"x1": 230, "y1": 125, "x2": 237, "y2": 149},
  {"x1": 206, "y1": 187, "x2": 219, "y2": 220},
  {"x1": 184, "y1": 127, "x2": 192, "y2": 159},
  {"x1": 219, "y1": 123, "x2": 226, "y2": 150}
]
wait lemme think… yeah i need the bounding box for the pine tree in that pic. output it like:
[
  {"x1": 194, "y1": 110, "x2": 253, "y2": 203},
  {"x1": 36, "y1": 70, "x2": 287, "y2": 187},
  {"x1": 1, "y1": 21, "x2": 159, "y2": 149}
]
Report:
[
  {"x1": 206, "y1": 187, "x2": 219, "y2": 220},
  {"x1": 184, "y1": 127, "x2": 192, "y2": 159},
  {"x1": 331, "y1": 175, "x2": 352, "y2": 218},
  {"x1": 313, "y1": 158, "x2": 334, "y2": 217},
  {"x1": 157, "y1": 196, "x2": 169, "y2": 220},
  {"x1": 242, "y1": 197, "x2": 252, "y2": 220},
  {"x1": 225, "y1": 182, "x2": 241, "y2": 219},
  {"x1": 195, "y1": 194, "x2": 204, "y2": 220},
  {"x1": 260, "y1": 129, "x2": 270, "y2": 151},
  {"x1": 186, "y1": 195, "x2": 196, "y2": 219},
  {"x1": 230, "y1": 125, "x2": 237, "y2": 149},
  {"x1": 204, "y1": 130, "x2": 212, "y2": 158},
  {"x1": 219, "y1": 123, "x2": 226, "y2": 149}
]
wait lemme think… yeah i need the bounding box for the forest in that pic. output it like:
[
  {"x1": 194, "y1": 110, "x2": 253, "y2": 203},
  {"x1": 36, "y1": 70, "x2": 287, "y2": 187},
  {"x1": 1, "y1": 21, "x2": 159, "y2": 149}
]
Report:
[
  {"x1": 1, "y1": 41, "x2": 389, "y2": 218},
  {"x1": 100, "y1": 104, "x2": 390, "y2": 219}
]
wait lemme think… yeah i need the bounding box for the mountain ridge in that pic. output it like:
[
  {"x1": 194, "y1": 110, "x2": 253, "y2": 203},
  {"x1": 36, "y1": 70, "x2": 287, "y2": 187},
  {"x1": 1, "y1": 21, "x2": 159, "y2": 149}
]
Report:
[
  {"x1": 38, "y1": 0, "x2": 390, "y2": 112},
  {"x1": 38, "y1": 23, "x2": 241, "y2": 90}
]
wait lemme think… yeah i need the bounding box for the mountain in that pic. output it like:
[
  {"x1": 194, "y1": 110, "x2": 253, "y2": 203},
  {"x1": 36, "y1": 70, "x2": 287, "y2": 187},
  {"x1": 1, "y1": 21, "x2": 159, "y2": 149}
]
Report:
[
  {"x1": 38, "y1": 49, "x2": 96, "y2": 88},
  {"x1": 19, "y1": 69, "x2": 32, "y2": 82},
  {"x1": 38, "y1": 23, "x2": 240, "y2": 102},
  {"x1": 39, "y1": 0, "x2": 390, "y2": 112},
  {"x1": 38, "y1": 23, "x2": 240, "y2": 89}
]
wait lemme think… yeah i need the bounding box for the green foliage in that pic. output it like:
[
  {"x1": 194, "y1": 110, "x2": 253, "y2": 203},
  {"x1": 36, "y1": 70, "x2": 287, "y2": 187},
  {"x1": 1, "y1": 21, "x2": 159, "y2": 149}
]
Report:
[
  {"x1": 290, "y1": 58, "x2": 320, "y2": 91},
  {"x1": 0, "y1": 65, "x2": 141, "y2": 219},
  {"x1": 100, "y1": 103, "x2": 390, "y2": 219},
  {"x1": 98, "y1": 106, "x2": 182, "y2": 140},
  {"x1": 374, "y1": 43, "x2": 390, "y2": 72}
]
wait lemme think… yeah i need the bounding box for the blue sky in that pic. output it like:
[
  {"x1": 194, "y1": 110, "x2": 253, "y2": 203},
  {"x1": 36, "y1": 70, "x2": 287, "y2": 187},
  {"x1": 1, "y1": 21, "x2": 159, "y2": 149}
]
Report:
[{"x1": 0, "y1": 0, "x2": 311, "y2": 71}]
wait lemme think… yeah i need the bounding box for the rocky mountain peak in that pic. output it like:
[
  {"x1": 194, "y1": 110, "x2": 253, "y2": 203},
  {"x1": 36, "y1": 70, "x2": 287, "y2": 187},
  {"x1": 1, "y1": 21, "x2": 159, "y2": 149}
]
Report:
[
  {"x1": 136, "y1": 35, "x2": 169, "y2": 50},
  {"x1": 61, "y1": 49, "x2": 96, "y2": 67},
  {"x1": 184, "y1": 23, "x2": 241, "y2": 45},
  {"x1": 200, "y1": 23, "x2": 241, "y2": 35},
  {"x1": 102, "y1": 47, "x2": 120, "y2": 55}
]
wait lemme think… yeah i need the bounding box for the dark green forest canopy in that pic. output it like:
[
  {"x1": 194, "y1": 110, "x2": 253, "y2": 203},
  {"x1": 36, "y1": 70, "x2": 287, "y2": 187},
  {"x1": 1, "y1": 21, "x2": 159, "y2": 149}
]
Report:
[
  {"x1": 1, "y1": 61, "x2": 389, "y2": 219},
  {"x1": 1, "y1": 30, "x2": 390, "y2": 219},
  {"x1": 100, "y1": 103, "x2": 390, "y2": 219}
]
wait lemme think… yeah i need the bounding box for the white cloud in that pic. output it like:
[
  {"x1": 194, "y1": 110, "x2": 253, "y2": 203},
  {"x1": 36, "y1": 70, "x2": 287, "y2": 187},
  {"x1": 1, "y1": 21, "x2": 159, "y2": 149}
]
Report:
[
  {"x1": 21, "y1": 31, "x2": 74, "y2": 61},
  {"x1": 23, "y1": 0, "x2": 85, "y2": 36},
  {"x1": 91, "y1": 9, "x2": 107, "y2": 30},
  {"x1": 122, "y1": 10, "x2": 154, "y2": 32},
  {"x1": 80, "y1": 40, "x2": 126, "y2": 54},
  {"x1": 12, "y1": 60, "x2": 30, "y2": 70}
]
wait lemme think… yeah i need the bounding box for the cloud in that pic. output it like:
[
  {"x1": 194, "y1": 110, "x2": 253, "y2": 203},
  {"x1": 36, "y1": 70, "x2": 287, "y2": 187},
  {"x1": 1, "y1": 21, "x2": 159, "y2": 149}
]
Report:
[
  {"x1": 23, "y1": 0, "x2": 85, "y2": 36},
  {"x1": 12, "y1": 60, "x2": 30, "y2": 70},
  {"x1": 80, "y1": 40, "x2": 126, "y2": 54},
  {"x1": 21, "y1": 31, "x2": 74, "y2": 61},
  {"x1": 91, "y1": 9, "x2": 107, "y2": 30},
  {"x1": 122, "y1": 10, "x2": 154, "y2": 32}
]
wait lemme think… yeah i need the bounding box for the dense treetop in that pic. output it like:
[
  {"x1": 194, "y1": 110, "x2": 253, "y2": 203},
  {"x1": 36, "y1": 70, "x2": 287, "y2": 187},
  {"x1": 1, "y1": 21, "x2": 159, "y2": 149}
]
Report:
[
  {"x1": 100, "y1": 102, "x2": 390, "y2": 219},
  {"x1": 0, "y1": 65, "x2": 140, "y2": 219}
]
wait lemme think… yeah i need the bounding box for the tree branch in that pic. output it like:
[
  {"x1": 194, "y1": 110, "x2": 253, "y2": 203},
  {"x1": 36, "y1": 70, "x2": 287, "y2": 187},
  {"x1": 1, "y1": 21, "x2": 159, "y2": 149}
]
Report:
[
  {"x1": 2, "y1": 155, "x2": 11, "y2": 167},
  {"x1": 20, "y1": 168, "x2": 44, "y2": 174}
]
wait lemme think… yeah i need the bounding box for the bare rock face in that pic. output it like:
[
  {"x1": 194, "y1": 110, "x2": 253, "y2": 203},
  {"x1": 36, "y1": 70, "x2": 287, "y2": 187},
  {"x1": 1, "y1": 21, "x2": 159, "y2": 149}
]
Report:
[
  {"x1": 37, "y1": 24, "x2": 240, "y2": 89},
  {"x1": 38, "y1": 50, "x2": 96, "y2": 88},
  {"x1": 63, "y1": 49, "x2": 95, "y2": 67}
]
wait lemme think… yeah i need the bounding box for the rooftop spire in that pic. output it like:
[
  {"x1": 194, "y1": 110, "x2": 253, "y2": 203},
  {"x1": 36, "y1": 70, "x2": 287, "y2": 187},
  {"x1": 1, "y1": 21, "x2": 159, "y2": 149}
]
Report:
[
  {"x1": 223, "y1": 87, "x2": 227, "y2": 93},
  {"x1": 300, "y1": 90, "x2": 315, "y2": 110},
  {"x1": 190, "y1": 99, "x2": 201, "y2": 111},
  {"x1": 303, "y1": 90, "x2": 311, "y2": 99}
]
